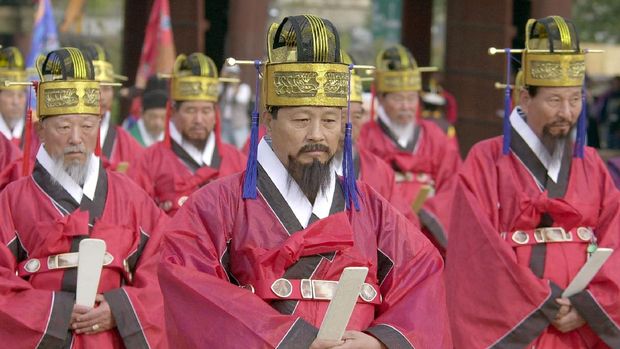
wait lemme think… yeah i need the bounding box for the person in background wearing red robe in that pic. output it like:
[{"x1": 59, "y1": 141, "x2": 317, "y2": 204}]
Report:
[
  {"x1": 359, "y1": 44, "x2": 461, "y2": 252},
  {"x1": 0, "y1": 133, "x2": 20, "y2": 191},
  {"x1": 0, "y1": 48, "x2": 167, "y2": 348},
  {"x1": 129, "y1": 53, "x2": 246, "y2": 216},
  {"x1": 0, "y1": 47, "x2": 28, "y2": 149},
  {"x1": 81, "y1": 43, "x2": 144, "y2": 174},
  {"x1": 446, "y1": 16, "x2": 620, "y2": 348},
  {"x1": 334, "y1": 52, "x2": 419, "y2": 225},
  {"x1": 158, "y1": 15, "x2": 451, "y2": 349}
]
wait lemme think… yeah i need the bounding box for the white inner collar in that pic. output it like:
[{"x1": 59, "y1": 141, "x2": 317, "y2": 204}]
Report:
[
  {"x1": 510, "y1": 107, "x2": 565, "y2": 183},
  {"x1": 169, "y1": 121, "x2": 215, "y2": 166},
  {"x1": 376, "y1": 104, "x2": 416, "y2": 148},
  {"x1": 332, "y1": 148, "x2": 357, "y2": 177},
  {"x1": 99, "y1": 111, "x2": 110, "y2": 148},
  {"x1": 257, "y1": 138, "x2": 335, "y2": 228},
  {"x1": 0, "y1": 114, "x2": 24, "y2": 140},
  {"x1": 137, "y1": 118, "x2": 163, "y2": 147},
  {"x1": 36, "y1": 145, "x2": 100, "y2": 203}
]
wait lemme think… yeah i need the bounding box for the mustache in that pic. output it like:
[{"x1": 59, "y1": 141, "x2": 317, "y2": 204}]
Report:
[
  {"x1": 63, "y1": 144, "x2": 87, "y2": 154},
  {"x1": 549, "y1": 121, "x2": 571, "y2": 127},
  {"x1": 298, "y1": 143, "x2": 330, "y2": 155}
]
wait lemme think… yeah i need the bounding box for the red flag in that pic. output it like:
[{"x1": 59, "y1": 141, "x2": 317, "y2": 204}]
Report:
[{"x1": 131, "y1": 0, "x2": 176, "y2": 115}]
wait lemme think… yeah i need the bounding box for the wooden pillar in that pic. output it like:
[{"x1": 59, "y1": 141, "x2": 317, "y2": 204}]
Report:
[
  {"x1": 224, "y1": 0, "x2": 270, "y2": 89},
  {"x1": 171, "y1": 1, "x2": 206, "y2": 55},
  {"x1": 531, "y1": 0, "x2": 571, "y2": 18},
  {"x1": 122, "y1": 0, "x2": 153, "y2": 84},
  {"x1": 444, "y1": 0, "x2": 514, "y2": 156},
  {"x1": 401, "y1": 0, "x2": 433, "y2": 66}
]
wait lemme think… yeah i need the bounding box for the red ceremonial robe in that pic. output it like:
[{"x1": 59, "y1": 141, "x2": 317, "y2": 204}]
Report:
[
  {"x1": 129, "y1": 138, "x2": 246, "y2": 216},
  {"x1": 359, "y1": 117, "x2": 461, "y2": 250},
  {"x1": 446, "y1": 129, "x2": 620, "y2": 348},
  {"x1": 158, "y1": 140, "x2": 451, "y2": 348},
  {"x1": 0, "y1": 157, "x2": 167, "y2": 348},
  {"x1": 350, "y1": 147, "x2": 419, "y2": 226},
  {"x1": 0, "y1": 134, "x2": 22, "y2": 192},
  {"x1": 101, "y1": 125, "x2": 145, "y2": 173},
  {"x1": 1, "y1": 132, "x2": 20, "y2": 170}
]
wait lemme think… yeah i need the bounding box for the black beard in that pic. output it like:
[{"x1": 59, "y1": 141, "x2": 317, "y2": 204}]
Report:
[
  {"x1": 286, "y1": 144, "x2": 333, "y2": 203},
  {"x1": 541, "y1": 124, "x2": 573, "y2": 153}
]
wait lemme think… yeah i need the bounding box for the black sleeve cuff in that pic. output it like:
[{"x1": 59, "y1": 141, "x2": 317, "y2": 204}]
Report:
[
  {"x1": 366, "y1": 324, "x2": 414, "y2": 349},
  {"x1": 37, "y1": 291, "x2": 74, "y2": 349},
  {"x1": 570, "y1": 290, "x2": 620, "y2": 347},
  {"x1": 418, "y1": 209, "x2": 448, "y2": 250},
  {"x1": 276, "y1": 318, "x2": 318, "y2": 349},
  {"x1": 492, "y1": 282, "x2": 562, "y2": 347},
  {"x1": 104, "y1": 288, "x2": 150, "y2": 349}
]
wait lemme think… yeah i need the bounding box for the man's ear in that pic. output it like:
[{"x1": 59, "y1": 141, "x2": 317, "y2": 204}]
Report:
[
  {"x1": 263, "y1": 110, "x2": 273, "y2": 136},
  {"x1": 519, "y1": 88, "x2": 531, "y2": 113},
  {"x1": 35, "y1": 120, "x2": 45, "y2": 141}
]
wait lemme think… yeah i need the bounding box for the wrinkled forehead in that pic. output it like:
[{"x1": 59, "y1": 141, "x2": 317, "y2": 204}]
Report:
[
  {"x1": 277, "y1": 106, "x2": 343, "y2": 118},
  {"x1": 44, "y1": 113, "x2": 101, "y2": 124},
  {"x1": 535, "y1": 86, "x2": 582, "y2": 98}
]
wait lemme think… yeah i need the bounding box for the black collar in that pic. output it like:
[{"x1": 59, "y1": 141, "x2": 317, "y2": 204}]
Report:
[
  {"x1": 510, "y1": 128, "x2": 571, "y2": 198},
  {"x1": 171, "y1": 138, "x2": 221, "y2": 173}
]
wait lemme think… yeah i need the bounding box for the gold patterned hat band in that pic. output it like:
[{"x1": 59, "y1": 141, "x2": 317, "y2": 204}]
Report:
[
  {"x1": 375, "y1": 67, "x2": 438, "y2": 93},
  {"x1": 171, "y1": 75, "x2": 219, "y2": 102},
  {"x1": 523, "y1": 52, "x2": 585, "y2": 87},
  {"x1": 349, "y1": 74, "x2": 363, "y2": 103},
  {"x1": 38, "y1": 80, "x2": 100, "y2": 118},
  {"x1": 263, "y1": 62, "x2": 349, "y2": 107},
  {"x1": 169, "y1": 53, "x2": 220, "y2": 102},
  {"x1": 376, "y1": 70, "x2": 421, "y2": 93}
]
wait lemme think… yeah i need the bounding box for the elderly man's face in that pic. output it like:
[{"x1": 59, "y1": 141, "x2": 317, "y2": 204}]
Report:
[
  {"x1": 173, "y1": 100, "x2": 216, "y2": 148},
  {"x1": 0, "y1": 88, "x2": 27, "y2": 125},
  {"x1": 266, "y1": 106, "x2": 342, "y2": 167},
  {"x1": 38, "y1": 114, "x2": 100, "y2": 166},
  {"x1": 265, "y1": 106, "x2": 342, "y2": 201},
  {"x1": 378, "y1": 91, "x2": 419, "y2": 125},
  {"x1": 520, "y1": 86, "x2": 582, "y2": 140}
]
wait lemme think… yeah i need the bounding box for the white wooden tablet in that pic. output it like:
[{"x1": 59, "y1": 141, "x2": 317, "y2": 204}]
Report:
[
  {"x1": 317, "y1": 267, "x2": 369, "y2": 341},
  {"x1": 76, "y1": 239, "x2": 107, "y2": 307},
  {"x1": 562, "y1": 248, "x2": 613, "y2": 298}
]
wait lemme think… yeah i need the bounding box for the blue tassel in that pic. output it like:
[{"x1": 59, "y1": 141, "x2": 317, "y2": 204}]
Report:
[
  {"x1": 502, "y1": 49, "x2": 512, "y2": 155},
  {"x1": 574, "y1": 82, "x2": 587, "y2": 158},
  {"x1": 343, "y1": 64, "x2": 360, "y2": 211},
  {"x1": 242, "y1": 60, "x2": 262, "y2": 199}
]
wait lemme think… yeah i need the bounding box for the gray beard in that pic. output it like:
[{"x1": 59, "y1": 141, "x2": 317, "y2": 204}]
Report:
[{"x1": 50, "y1": 155, "x2": 92, "y2": 187}]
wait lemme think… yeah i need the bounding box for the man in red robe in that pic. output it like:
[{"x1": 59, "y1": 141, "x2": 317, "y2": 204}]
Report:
[
  {"x1": 82, "y1": 44, "x2": 144, "y2": 173},
  {"x1": 0, "y1": 47, "x2": 28, "y2": 148},
  {"x1": 359, "y1": 45, "x2": 460, "y2": 251},
  {"x1": 0, "y1": 133, "x2": 20, "y2": 190},
  {"x1": 0, "y1": 48, "x2": 167, "y2": 348},
  {"x1": 159, "y1": 15, "x2": 450, "y2": 348},
  {"x1": 129, "y1": 52, "x2": 246, "y2": 216},
  {"x1": 446, "y1": 17, "x2": 620, "y2": 348},
  {"x1": 334, "y1": 53, "x2": 418, "y2": 225}
]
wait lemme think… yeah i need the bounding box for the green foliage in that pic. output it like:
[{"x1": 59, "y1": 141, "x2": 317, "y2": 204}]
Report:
[{"x1": 573, "y1": 0, "x2": 620, "y2": 44}]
